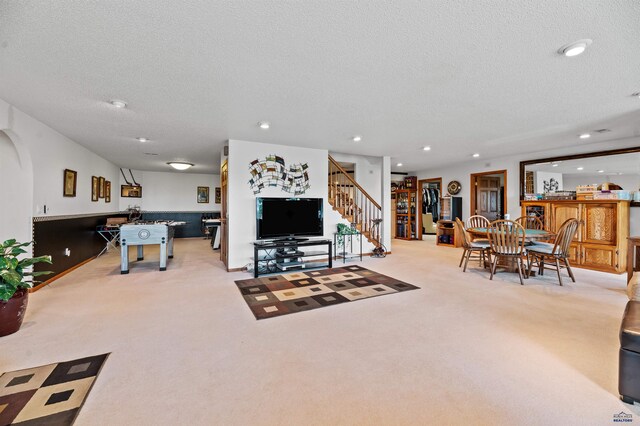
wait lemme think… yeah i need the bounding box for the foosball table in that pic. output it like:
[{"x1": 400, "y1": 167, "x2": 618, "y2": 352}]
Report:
[{"x1": 120, "y1": 223, "x2": 176, "y2": 274}]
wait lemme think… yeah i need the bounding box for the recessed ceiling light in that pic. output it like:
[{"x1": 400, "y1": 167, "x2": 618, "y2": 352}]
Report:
[
  {"x1": 167, "y1": 161, "x2": 194, "y2": 170},
  {"x1": 579, "y1": 133, "x2": 591, "y2": 139},
  {"x1": 557, "y1": 39, "x2": 592, "y2": 57},
  {"x1": 423, "y1": 146, "x2": 431, "y2": 151},
  {"x1": 109, "y1": 99, "x2": 127, "y2": 108},
  {"x1": 577, "y1": 167, "x2": 584, "y2": 171},
  {"x1": 258, "y1": 121, "x2": 270, "y2": 129},
  {"x1": 597, "y1": 170, "x2": 604, "y2": 173},
  {"x1": 552, "y1": 163, "x2": 559, "y2": 167},
  {"x1": 472, "y1": 153, "x2": 480, "y2": 158},
  {"x1": 352, "y1": 135, "x2": 362, "y2": 142},
  {"x1": 396, "y1": 163, "x2": 403, "y2": 167},
  {"x1": 137, "y1": 137, "x2": 149, "y2": 142}
]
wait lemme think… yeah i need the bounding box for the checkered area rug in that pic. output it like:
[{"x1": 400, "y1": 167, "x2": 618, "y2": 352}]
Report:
[
  {"x1": 236, "y1": 265, "x2": 419, "y2": 319},
  {"x1": 0, "y1": 354, "x2": 109, "y2": 425}
]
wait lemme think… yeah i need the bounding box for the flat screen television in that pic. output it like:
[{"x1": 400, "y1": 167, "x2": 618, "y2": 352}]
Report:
[{"x1": 256, "y1": 197, "x2": 323, "y2": 240}]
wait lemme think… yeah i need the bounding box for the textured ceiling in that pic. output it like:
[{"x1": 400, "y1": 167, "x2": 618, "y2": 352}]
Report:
[{"x1": 1, "y1": 1, "x2": 639, "y2": 174}]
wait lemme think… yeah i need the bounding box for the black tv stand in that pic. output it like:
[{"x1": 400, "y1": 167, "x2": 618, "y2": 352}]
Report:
[
  {"x1": 271, "y1": 237, "x2": 309, "y2": 243},
  {"x1": 252, "y1": 239, "x2": 332, "y2": 278}
]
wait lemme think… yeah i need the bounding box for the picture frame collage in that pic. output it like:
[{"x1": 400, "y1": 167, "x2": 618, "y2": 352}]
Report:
[{"x1": 63, "y1": 169, "x2": 111, "y2": 203}]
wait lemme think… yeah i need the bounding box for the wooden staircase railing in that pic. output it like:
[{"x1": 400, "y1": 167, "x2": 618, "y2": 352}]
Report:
[{"x1": 328, "y1": 156, "x2": 382, "y2": 246}]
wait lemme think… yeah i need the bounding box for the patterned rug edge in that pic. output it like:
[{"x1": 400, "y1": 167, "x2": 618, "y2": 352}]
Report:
[
  {"x1": 0, "y1": 353, "x2": 110, "y2": 426},
  {"x1": 235, "y1": 266, "x2": 420, "y2": 320}
]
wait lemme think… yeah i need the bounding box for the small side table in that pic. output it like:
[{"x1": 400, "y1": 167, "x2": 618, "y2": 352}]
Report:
[
  {"x1": 333, "y1": 231, "x2": 363, "y2": 263},
  {"x1": 628, "y1": 237, "x2": 640, "y2": 284}
]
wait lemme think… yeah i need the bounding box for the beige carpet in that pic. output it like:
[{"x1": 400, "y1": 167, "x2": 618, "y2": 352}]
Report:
[{"x1": 0, "y1": 237, "x2": 636, "y2": 425}]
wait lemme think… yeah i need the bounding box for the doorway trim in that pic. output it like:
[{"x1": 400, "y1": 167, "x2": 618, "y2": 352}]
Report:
[
  {"x1": 469, "y1": 170, "x2": 507, "y2": 219},
  {"x1": 417, "y1": 177, "x2": 442, "y2": 236}
]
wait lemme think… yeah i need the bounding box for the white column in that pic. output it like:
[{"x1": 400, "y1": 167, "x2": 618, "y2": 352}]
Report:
[{"x1": 381, "y1": 156, "x2": 392, "y2": 251}]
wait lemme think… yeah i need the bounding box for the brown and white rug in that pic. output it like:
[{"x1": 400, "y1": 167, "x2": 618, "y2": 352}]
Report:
[
  {"x1": 236, "y1": 265, "x2": 419, "y2": 319},
  {"x1": 0, "y1": 353, "x2": 109, "y2": 425}
]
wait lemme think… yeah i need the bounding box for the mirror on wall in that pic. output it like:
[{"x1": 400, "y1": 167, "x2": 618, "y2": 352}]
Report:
[{"x1": 519, "y1": 147, "x2": 640, "y2": 206}]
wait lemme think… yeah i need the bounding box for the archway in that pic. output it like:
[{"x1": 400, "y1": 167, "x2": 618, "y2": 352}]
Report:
[{"x1": 0, "y1": 130, "x2": 33, "y2": 245}]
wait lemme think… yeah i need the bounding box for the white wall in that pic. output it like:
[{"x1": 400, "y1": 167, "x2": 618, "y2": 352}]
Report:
[
  {"x1": 0, "y1": 131, "x2": 32, "y2": 243},
  {"x1": 118, "y1": 170, "x2": 221, "y2": 211},
  {"x1": 411, "y1": 137, "x2": 640, "y2": 236},
  {"x1": 0, "y1": 99, "x2": 121, "y2": 218},
  {"x1": 227, "y1": 140, "x2": 329, "y2": 269},
  {"x1": 329, "y1": 152, "x2": 382, "y2": 205}
]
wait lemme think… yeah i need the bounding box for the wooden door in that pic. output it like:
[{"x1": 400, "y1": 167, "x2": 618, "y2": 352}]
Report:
[
  {"x1": 582, "y1": 203, "x2": 617, "y2": 245},
  {"x1": 477, "y1": 177, "x2": 500, "y2": 220},
  {"x1": 220, "y1": 160, "x2": 228, "y2": 268}
]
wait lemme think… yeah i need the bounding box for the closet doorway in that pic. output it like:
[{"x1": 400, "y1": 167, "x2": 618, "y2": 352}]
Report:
[
  {"x1": 470, "y1": 170, "x2": 507, "y2": 221},
  {"x1": 418, "y1": 178, "x2": 442, "y2": 237}
]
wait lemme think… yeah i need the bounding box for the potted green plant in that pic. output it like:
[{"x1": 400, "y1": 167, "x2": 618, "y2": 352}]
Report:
[
  {"x1": 335, "y1": 223, "x2": 358, "y2": 249},
  {"x1": 0, "y1": 239, "x2": 52, "y2": 337}
]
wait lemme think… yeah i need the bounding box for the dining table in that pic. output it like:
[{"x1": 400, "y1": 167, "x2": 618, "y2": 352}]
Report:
[
  {"x1": 467, "y1": 227, "x2": 555, "y2": 275},
  {"x1": 467, "y1": 227, "x2": 553, "y2": 242}
]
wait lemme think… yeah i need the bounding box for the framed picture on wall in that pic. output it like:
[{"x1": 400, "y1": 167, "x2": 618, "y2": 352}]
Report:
[
  {"x1": 121, "y1": 185, "x2": 142, "y2": 198},
  {"x1": 91, "y1": 176, "x2": 99, "y2": 201},
  {"x1": 197, "y1": 186, "x2": 209, "y2": 203},
  {"x1": 63, "y1": 169, "x2": 77, "y2": 197},
  {"x1": 98, "y1": 176, "x2": 105, "y2": 198},
  {"x1": 105, "y1": 181, "x2": 111, "y2": 203},
  {"x1": 215, "y1": 187, "x2": 221, "y2": 204}
]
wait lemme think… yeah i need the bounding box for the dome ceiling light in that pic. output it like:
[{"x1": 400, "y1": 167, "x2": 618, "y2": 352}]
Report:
[{"x1": 167, "y1": 162, "x2": 194, "y2": 170}]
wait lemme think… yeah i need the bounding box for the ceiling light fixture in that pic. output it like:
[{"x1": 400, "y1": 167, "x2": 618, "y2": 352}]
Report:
[
  {"x1": 597, "y1": 170, "x2": 604, "y2": 173},
  {"x1": 258, "y1": 121, "x2": 270, "y2": 129},
  {"x1": 552, "y1": 164, "x2": 559, "y2": 167},
  {"x1": 137, "y1": 137, "x2": 149, "y2": 142},
  {"x1": 110, "y1": 99, "x2": 127, "y2": 108},
  {"x1": 396, "y1": 163, "x2": 403, "y2": 167},
  {"x1": 557, "y1": 39, "x2": 592, "y2": 57},
  {"x1": 423, "y1": 146, "x2": 431, "y2": 151},
  {"x1": 167, "y1": 161, "x2": 194, "y2": 171},
  {"x1": 579, "y1": 133, "x2": 591, "y2": 139},
  {"x1": 577, "y1": 167, "x2": 584, "y2": 171},
  {"x1": 472, "y1": 153, "x2": 480, "y2": 158},
  {"x1": 352, "y1": 135, "x2": 362, "y2": 142}
]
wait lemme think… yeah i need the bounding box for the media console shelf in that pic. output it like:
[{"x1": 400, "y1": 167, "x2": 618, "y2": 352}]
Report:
[{"x1": 252, "y1": 239, "x2": 332, "y2": 278}]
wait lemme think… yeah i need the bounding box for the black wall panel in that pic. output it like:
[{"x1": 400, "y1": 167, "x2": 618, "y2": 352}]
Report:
[
  {"x1": 140, "y1": 212, "x2": 220, "y2": 238},
  {"x1": 32, "y1": 213, "x2": 128, "y2": 278},
  {"x1": 32, "y1": 211, "x2": 220, "y2": 280}
]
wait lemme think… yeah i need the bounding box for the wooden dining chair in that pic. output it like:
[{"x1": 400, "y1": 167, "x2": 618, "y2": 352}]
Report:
[
  {"x1": 487, "y1": 220, "x2": 527, "y2": 285},
  {"x1": 526, "y1": 218, "x2": 580, "y2": 286},
  {"x1": 454, "y1": 218, "x2": 491, "y2": 272},
  {"x1": 514, "y1": 215, "x2": 545, "y2": 230},
  {"x1": 466, "y1": 215, "x2": 490, "y2": 242},
  {"x1": 466, "y1": 215, "x2": 490, "y2": 229}
]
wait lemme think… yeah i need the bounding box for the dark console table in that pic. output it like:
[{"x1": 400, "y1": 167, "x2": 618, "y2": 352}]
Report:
[{"x1": 252, "y1": 239, "x2": 332, "y2": 278}]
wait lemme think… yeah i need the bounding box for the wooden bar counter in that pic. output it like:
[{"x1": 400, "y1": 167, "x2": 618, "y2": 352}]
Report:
[{"x1": 522, "y1": 200, "x2": 630, "y2": 274}]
